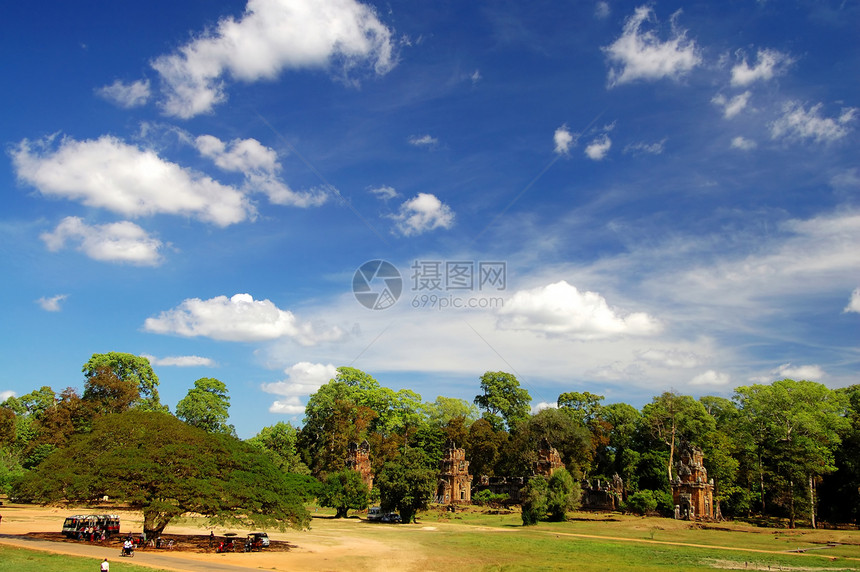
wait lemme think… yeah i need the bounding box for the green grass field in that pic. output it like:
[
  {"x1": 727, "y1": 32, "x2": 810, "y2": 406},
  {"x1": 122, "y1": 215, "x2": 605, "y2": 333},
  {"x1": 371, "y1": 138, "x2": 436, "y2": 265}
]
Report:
[{"x1": 0, "y1": 545, "x2": 172, "y2": 572}]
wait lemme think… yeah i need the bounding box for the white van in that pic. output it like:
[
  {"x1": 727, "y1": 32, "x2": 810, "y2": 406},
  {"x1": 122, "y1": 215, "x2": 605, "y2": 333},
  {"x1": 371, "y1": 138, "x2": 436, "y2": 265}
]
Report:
[{"x1": 367, "y1": 507, "x2": 382, "y2": 521}]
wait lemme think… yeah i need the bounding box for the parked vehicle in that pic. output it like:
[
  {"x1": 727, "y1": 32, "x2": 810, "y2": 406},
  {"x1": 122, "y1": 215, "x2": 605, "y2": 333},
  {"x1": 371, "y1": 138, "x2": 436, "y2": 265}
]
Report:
[
  {"x1": 380, "y1": 512, "x2": 402, "y2": 524},
  {"x1": 245, "y1": 532, "x2": 269, "y2": 550},
  {"x1": 61, "y1": 515, "x2": 120, "y2": 538},
  {"x1": 367, "y1": 506, "x2": 383, "y2": 521}
]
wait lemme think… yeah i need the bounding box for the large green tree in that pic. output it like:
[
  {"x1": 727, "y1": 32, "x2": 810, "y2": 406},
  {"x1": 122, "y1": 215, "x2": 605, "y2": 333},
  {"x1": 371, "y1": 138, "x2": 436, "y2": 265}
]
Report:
[
  {"x1": 14, "y1": 411, "x2": 311, "y2": 536},
  {"x1": 375, "y1": 448, "x2": 436, "y2": 524},
  {"x1": 82, "y1": 353, "x2": 164, "y2": 411},
  {"x1": 474, "y1": 371, "x2": 531, "y2": 431},
  {"x1": 175, "y1": 378, "x2": 235, "y2": 435},
  {"x1": 641, "y1": 392, "x2": 714, "y2": 482},
  {"x1": 247, "y1": 422, "x2": 309, "y2": 474},
  {"x1": 735, "y1": 379, "x2": 847, "y2": 528},
  {"x1": 319, "y1": 469, "x2": 370, "y2": 518}
]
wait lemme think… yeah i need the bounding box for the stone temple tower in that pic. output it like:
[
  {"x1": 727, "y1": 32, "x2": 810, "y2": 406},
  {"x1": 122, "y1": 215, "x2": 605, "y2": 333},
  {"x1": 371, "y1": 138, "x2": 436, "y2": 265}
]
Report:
[{"x1": 437, "y1": 440, "x2": 472, "y2": 504}]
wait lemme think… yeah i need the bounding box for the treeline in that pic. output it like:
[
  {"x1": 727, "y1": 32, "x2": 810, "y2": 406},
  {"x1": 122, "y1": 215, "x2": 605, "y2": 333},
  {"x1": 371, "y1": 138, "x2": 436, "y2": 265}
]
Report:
[{"x1": 1, "y1": 355, "x2": 858, "y2": 529}]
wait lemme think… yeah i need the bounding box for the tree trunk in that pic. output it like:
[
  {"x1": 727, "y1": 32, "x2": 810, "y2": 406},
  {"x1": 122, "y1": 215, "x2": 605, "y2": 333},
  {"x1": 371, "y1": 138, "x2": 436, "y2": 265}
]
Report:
[
  {"x1": 809, "y1": 474, "x2": 816, "y2": 529},
  {"x1": 335, "y1": 506, "x2": 349, "y2": 518},
  {"x1": 667, "y1": 423, "x2": 676, "y2": 482},
  {"x1": 788, "y1": 478, "x2": 795, "y2": 529},
  {"x1": 759, "y1": 453, "x2": 766, "y2": 515},
  {"x1": 142, "y1": 507, "x2": 177, "y2": 538}
]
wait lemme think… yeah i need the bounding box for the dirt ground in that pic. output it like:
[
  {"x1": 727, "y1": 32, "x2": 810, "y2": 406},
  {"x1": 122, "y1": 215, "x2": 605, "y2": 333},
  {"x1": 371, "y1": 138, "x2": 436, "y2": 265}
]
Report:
[{"x1": 0, "y1": 503, "x2": 412, "y2": 571}]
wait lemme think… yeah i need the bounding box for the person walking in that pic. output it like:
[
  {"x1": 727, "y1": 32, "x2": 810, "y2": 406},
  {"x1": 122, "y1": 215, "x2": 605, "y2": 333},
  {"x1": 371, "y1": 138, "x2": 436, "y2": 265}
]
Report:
[{"x1": 100, "y1": 558, "x2": 110, "y2": 571}]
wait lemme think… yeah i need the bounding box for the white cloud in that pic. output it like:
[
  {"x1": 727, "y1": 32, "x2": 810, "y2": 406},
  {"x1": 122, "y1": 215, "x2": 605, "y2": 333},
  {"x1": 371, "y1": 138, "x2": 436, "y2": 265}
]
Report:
[
  {"x1": 624, "y1": 139, "x2": 665, "y2": 155},
  {"x1": 391, "y1": 193, "x2": 454, "y2": 236},
  {"x1": 532, "y1": 401, "x2": 558, "y2": 414},
  {"x1": 12, "y1": 135, "x2": 254, "y2": 227},
  {"x1": 408, "y1": 134, "x2": 438, "y2": 147},
  {"x1": 731, "y1": 48, "x2": 792, "y2": 87},
  {"x1": 0, "y1": 390, "x2": 16, "y2": 403},
  {"x1": 603, "y1": 6, "x2": 701, "y2": 87},
  {"x1": 262, "y1": 361, "x2": 338, "y2": 414},
  {"x1": 731, "y1": 136, "x2": 757, "y2": 150},
  {"x1": 151, "y1": 0, "x2": 396, "y2": 118},
  {"x1": 845, "y1": 288, "x2": 860, "y2": 314},
  {"x1": 637, "y1": 348, "x2": 701, "y2": 369},
  {"x1": 36, "y1": 294, "x2": 68, "y2": 312},
  {"x1": 96, "y1": 79, "x2": 151, "y2": 108},
  {"x1": 553, "y1": 125, "x2": 575, "y2": 154},
  {"x1": 497, "y1": 280, "x2": 661, "y2": 339},
  {"x1": 369, "y1": 185, "x2": 399, "y2": 200},
  {"x1": 470, "y1": 70, "x2": 482, "y2": 84},
  {"x1": 771, "y1": 102, "x2": 857, "y2": 143},
  {"x1": 41, "y1": 217, "x2": 163, "y2": 266},
  {"x1": 752, "y1": 363, "x2": 825, "y2": 383},
  {"x1": 712, "y1": 91, "x2": 751, "y2": 119},
  {"x1": 585, "y1": 134, "x2": 612, "y2": 160},
  {"x1": 195, "y1": 134, "x2": 327, "y2": 207},
  {"x1": 690, "y1": 369, "x2": 731, "y2": 386},
  {"x1": 143, "y1": 293, "x2": 344, "y2": 344},
  {"x1": 141, "y1": 354, "x2": 217, "y2": 367},
  {"x1": 595, "y1": 1, "x2": 611, "y2": 19}
]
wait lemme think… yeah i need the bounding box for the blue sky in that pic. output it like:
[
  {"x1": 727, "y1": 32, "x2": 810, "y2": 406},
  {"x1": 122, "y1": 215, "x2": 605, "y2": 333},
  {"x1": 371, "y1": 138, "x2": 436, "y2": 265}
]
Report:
[{"x1": 2, "y1": 0, "x2": 858, "y2": 438}]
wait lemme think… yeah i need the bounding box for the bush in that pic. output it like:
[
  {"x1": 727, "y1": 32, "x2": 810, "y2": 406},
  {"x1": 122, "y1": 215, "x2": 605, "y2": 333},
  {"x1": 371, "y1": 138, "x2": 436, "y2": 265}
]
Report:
[
  {"x1": 626, "y1": 490, "x2": 658, "y2": 515},
  {"x1": 472, "y1": 489, "x2": 508, "y2": 507},
  {"x1": 521, "y1": 476, "x2": 549, "y2": 526},
  {"x1": 652, "y1": 489, "x2": 675, "y2": 517},
  {"x1": 547, "y1": 468, "x2": 580, "y2": 521}
]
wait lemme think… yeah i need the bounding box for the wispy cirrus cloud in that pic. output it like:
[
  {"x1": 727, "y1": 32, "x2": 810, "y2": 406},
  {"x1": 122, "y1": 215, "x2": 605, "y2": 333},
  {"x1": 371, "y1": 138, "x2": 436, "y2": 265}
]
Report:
[
  {"x1": 771, "y1": 102, "x2": 857, "y2": 143},
  {"x1": 96, "y1": 79, "x2": 151, "y2": 108},
  {"x1": 36, "y1": 294, "x2": 68, "y2": 312}
]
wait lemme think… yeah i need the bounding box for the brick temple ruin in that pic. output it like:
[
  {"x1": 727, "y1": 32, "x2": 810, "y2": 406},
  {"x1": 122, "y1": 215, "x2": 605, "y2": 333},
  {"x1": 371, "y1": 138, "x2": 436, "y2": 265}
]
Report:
[
  {"x1": 672, "y1": 442, "x2": 714, "y2": 520},
  {"x1": 436, "y1": 441, "x2": 473, "y2": 504},
  {"x1": 580, "y1": 474, "x2": 624, "y2": 511},
  {"x1": 473, "y1": 438, "x2": 564, "y2": 503},
  {"x1": 346, "y1": 440, "x2": 374, "y2": 490}
]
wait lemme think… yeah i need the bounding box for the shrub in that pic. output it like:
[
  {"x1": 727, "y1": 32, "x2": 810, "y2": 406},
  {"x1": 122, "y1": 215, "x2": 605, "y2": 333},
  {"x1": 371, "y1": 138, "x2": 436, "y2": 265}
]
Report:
[{"x1": 627, "y1": 490, "x2": 658, "y2": 515}]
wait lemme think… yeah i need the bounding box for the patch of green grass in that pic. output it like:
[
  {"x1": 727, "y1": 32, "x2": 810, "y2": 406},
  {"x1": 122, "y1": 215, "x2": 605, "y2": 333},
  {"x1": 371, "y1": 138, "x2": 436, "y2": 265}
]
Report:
[{"x1": 0, "y1": 545, "x2": 172, "y2": 572}]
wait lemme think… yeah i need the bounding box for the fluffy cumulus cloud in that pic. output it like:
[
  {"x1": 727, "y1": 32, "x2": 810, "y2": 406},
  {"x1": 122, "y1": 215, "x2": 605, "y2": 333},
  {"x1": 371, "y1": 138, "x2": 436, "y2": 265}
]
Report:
[
  {"x1": 151, "y1": 0, "x2": 396, "y2": 118},
  {"x1": 497, "y1": 280, "x2": 661, "y2": 339},
  {"x1": 0, "y1": 390, "x2": 16, "y2": 403},
  {"x1": 262, "y1": 361, "x2": 338, "y2": 414},
  {"x1": 845, "y1": 288, "x2": 860, "y2": 314},
  {"x1": 12, "y1": 135, "x2": 253, "y2": 226},
  {"x1": 96, "y1": 79, "x2": 151, "y2": 108},
  {"x1": 391, "y1": 193, "x2": 454, "y2": 236},
  {"x1": 553, "y1": 125, "x2": 575, "y2": 154},
  {"x1": 36, "y1": 294, "x2": 68, "y2": 312},
  {"x1": 195, "y1": 135, "x2": 327, "y2": 206},
  {"x1": 771, "y1": 102, "x2": 857, "y2": 143},
  {"x1": 140, "y1": 354, "x2": 217, "y2": 367},
  {"x1": 712, "y1": 91, "x2": 751, "y2": 119},
  {"x1": 41, "y1": 217, "x2": 163, "y2": 266},
  {"x1": 585, "y1": 134, "x2": 612, "y2": 160},
  {"x1": 731, "y1": 49, "x2": 792, "y2": 87},
  {"x1": 143, "y1": 293, "x2": 344, "y2": 344},
  {"x1": 690, "y1": 370, "x2": 731, "y2": 386},
  {"x1": 603, "y1": 6, "x2": 701, "y2": 87}
]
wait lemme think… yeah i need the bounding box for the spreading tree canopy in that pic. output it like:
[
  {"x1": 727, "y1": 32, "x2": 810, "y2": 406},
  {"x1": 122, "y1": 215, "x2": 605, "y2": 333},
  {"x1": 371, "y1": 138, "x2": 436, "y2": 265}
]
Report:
[{"x1": 13, "y1": 411, "x2": 311, "y2": 536}]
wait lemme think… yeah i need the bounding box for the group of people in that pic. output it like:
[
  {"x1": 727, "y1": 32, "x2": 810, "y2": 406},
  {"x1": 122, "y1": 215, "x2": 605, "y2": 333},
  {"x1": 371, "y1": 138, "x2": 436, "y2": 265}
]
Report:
[{"x1": 77, "y1": 525, "x2": 107, "y2": 542}]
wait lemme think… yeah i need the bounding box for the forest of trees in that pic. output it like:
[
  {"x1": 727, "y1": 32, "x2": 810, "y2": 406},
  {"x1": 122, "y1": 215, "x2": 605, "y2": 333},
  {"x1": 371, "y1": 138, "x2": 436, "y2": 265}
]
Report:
[{"x1": 1, "y1": 354, "x2": 858, "y2": 529}]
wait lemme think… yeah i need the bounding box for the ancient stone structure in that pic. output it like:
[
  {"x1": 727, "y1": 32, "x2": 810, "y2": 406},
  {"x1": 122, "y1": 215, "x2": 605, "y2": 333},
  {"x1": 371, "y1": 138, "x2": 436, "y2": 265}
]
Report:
[
  {"x1": 436, "y1": 441, "x2": 472, "y2": 504},
  {"x1": 533, "y1": 438, "x2": 564, "y2": 478},
  {"x1": 672, "y1": 442, "x2": 714, "y2": 520},
  {"x1": 346, "y1": 440, "x2": 373, "y2": 490},
  {"x1": 475, "y1": 475, "x2": 526, "y2": 503},
  {"x1": 581, "y1": 473, "x2": 624, "y2": 511}
]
